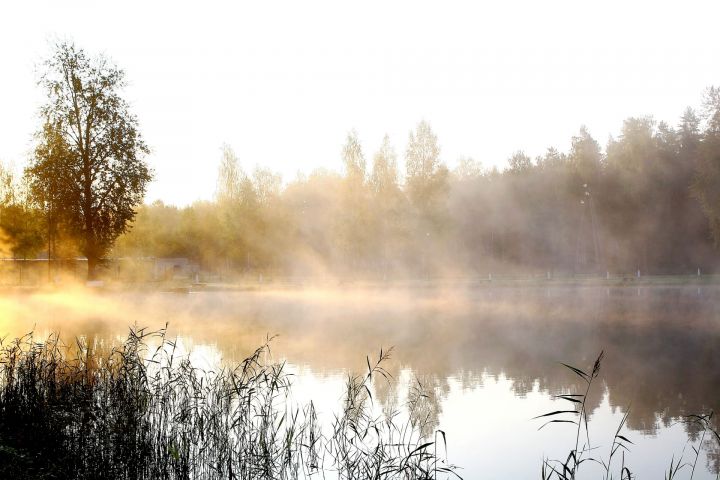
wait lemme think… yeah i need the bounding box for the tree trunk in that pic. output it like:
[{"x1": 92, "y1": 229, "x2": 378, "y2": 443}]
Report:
[{"x1": 87, "y1": 256, "x2": 98, "y2": 281}]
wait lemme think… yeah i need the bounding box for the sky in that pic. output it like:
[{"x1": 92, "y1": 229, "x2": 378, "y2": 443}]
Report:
[{"x1": 1, "y1": 0, "x2": 720, "y2": 206}]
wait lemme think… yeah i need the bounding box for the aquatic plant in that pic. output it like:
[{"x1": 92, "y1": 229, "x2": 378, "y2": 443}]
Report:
[
  {"x1": 0, "y1": 328, "x2": 459, "y2": 479},
  {"x1": 537, "y1": 352, "x2": 719, "y2": 480}
]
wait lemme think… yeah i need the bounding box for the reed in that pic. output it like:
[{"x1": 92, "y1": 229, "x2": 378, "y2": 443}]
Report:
[
  {"x1": 2, "y1": 328, "x2": 717, "y2": 479},
  {"x1": 0, "y1": 328, "x2": 459, "y2": 479},
  {"x1": 537, "y1": 351, "x2": 719, "y2": 480}
]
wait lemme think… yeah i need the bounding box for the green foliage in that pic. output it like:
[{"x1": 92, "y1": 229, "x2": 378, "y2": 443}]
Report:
[
  {"x1": 216, "y1": 144, "x2": 244, "y2": 205},
  {"x1": 26, "y1": 41, "x2": 152, "y2": 278},
  {"x1": 569, "y1": 126, "x2": 602, "y2": 183},
  {"x1": 0, "y1": 162, "x2": 45, "y2": 259},
  {"x1": 507, "y1": 151, "x2": 533, "y2": 173},
  {"x1": 692, "y1": 87, "x2": 720, "y2": 246},
  {"x1": 342, "y1": 130, "x2": 366, "y2": 183},
  {"x1": 3, "y1": 39, "x2": 720, "y2": 278},
  {"x1": 113, "y1": 95, "x2": 720, "y2": 279},
  {"x1": 405, "y1": 121, "x2": 449, "y2": 224},
  {"x1": 370, "y1": 135, "x2": 399, "y2": 194},
  {"x1": 3, "y1": 80, "x2": 700, "y2": 278},
  {"x1": 0, "y1": 204, "x2": 44, "y2": 259}
]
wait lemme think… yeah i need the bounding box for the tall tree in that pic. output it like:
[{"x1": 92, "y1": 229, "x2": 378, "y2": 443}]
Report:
[
  {"x1": 453, "y1": 156, "x2": 483, "y2": 180},
  {"x1": 404, "y1": 121, "x2": 449, "y2": 274},
  {"x1": 693, "y1": 87, "x2": 720, "y2": 245},
  {"x1": 0, "y1": 163, "x2": 44, "y2": 259},
  {"x1": 27, "y1": 42, "x2": 152, "y2": 279},
  {"x1": 678, "y1": 107, "x2": 701, "y2": 155},
  {"x1": 569, "y1": 126, "x2": 602, "y2": 184},
  {"x1": 215, "y1": 144, "x2": 259, "y2": 273},
  {"x1": 252, "y1": 167, "x2": 281, "y2": 206},
  {"x1": 30, "y1": 121, "x2": 71, "y2": 267},
  {"x1": 342, "y1": 130, "x2": 366, "y2": 184},
  {"x1": 216, "y1": 144, "x2": 243, "y2": 205},
  {"x1": 370, "y1": 134, "x2": 399, "y2": 194},
  {"x1": 404, "y1": 121, "x2": 448, "y2": 226},
  {"x1": 507, "y1": 151, "x2": 532, "y2": 173},
  {"x1": 338, "y1": 131, "x2": 370, "y2": 270},
  {"x1": 370, "y1": 135, "x2": 404, "y2": 274}
]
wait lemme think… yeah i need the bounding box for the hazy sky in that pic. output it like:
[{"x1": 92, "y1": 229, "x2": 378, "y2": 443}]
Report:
[{"x1": 2, "y1": 0, "x2": 720, "y2": 205}]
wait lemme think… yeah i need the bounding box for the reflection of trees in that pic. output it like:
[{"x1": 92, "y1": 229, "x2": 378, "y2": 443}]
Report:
[
  {"x1": 373, "y1": 375, "x2": 398, "y2": 421},
  {"x1": 407, "y1": 374, "x2": 446, "y2": 439},
  {"x1": 225, "y1": 286, "x2": 719, "y2": 444},
  {"x1": 2, "y1": 286, "x2": 719, "y2": 454},
  {"x1": 453, "y1": 369, "x2": 484, "y2": 391},
  {"x1": 372, "y1": 367, "x2": 446, "y2": 440},
  {"x1": 707, "y1": 439, "x2": 720, "y2": 476}
]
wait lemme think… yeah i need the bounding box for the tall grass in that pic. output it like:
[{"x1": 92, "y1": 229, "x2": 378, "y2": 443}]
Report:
[
  {"x1": 3, "y1": 328, "x2": 717, "y2": 479},
  {"x1": 0, "y1": 328, "x2": 459, "y2": 479},
  {"x1": 537, "y1": 352, "x2": 719, "y2": 480}
]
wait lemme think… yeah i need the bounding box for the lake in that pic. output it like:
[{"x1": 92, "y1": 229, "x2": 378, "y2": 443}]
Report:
[{"x1": 1, "y1": 284, "x2": 718, "y2": 478}]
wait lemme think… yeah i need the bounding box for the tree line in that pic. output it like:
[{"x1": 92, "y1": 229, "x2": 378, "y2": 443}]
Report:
[
  {"x1": 115, "y1": 98, "x2": 720, "y2": 278},
  {"x1": 4, "y1": 42, "x2": 720, "y2": 280}
]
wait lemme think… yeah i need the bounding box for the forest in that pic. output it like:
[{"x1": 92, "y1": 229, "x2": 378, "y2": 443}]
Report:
[{"x1": 4, "y1": 88, "x2": 720, "y2": 279}]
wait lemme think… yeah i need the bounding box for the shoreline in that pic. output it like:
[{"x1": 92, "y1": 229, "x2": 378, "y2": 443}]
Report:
[{"x1": 1, "y1": 273, "x2": 719, "y2": 295}]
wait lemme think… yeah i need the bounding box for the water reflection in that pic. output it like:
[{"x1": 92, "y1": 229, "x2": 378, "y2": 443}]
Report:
[{"x1": 0, "y1": 285, "x2": 718, "y2": 477}]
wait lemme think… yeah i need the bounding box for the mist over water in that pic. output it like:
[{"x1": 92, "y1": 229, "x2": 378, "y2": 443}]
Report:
[
  {"x1": 3, "y1": 284, "x2": 718, "y2": 478},
  {"x1": 3, "y1": 7, "x2": 720, "y2": 477}
]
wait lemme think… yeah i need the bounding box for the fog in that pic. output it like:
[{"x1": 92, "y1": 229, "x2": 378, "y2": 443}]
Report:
[
  {"x1": 2, "y1": 285, "x2": 718, "y2": 436},
  {"x1": 3, "y1": 8, "x2": 720, "y2": 479},
  {"x1": 2, "y1": 87, "x2": 719, "y2": 284},
  {"x1": 102, "y1": 99, "x2": 720, "y2": 282},
  {"x1": 2, "y1": 54, "x2": 720, "y2": 480}
]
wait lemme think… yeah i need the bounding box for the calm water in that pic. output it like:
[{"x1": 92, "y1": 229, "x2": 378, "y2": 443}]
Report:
[{"x1": 1, "y1": 285, "x2": 718, "y2": 478}]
